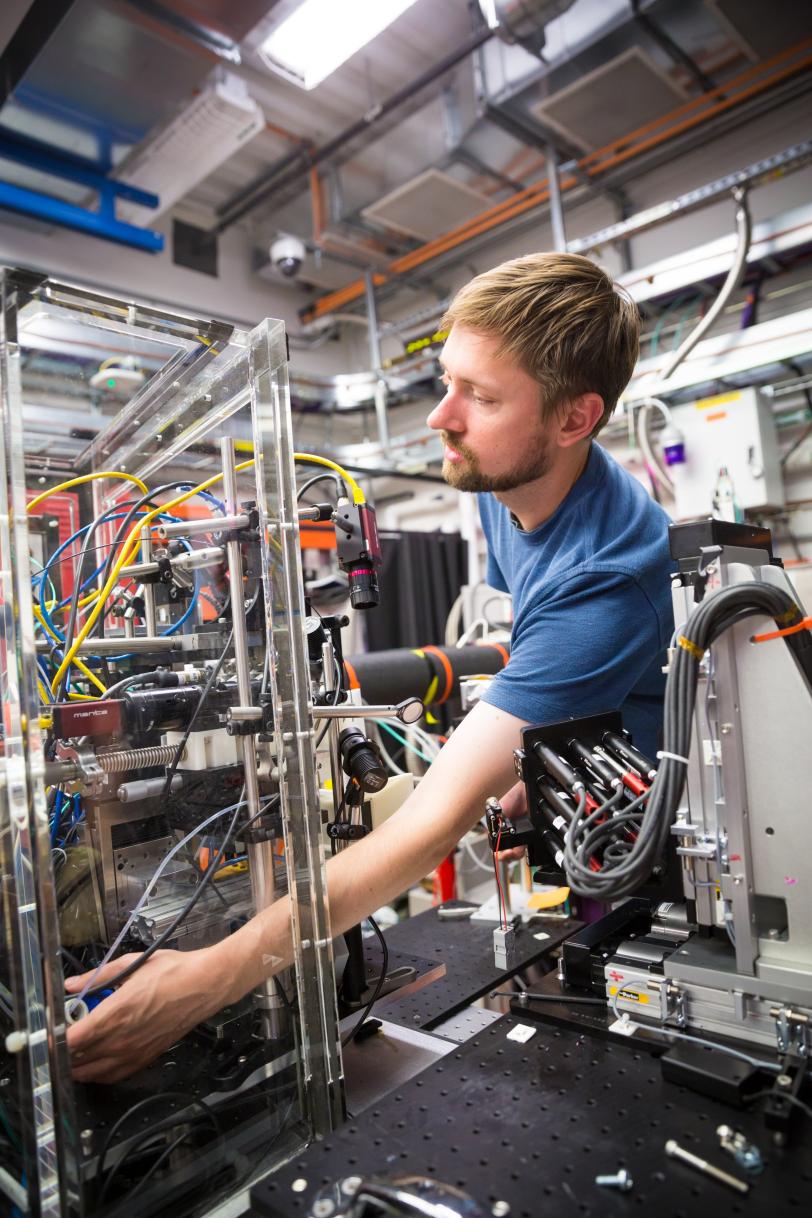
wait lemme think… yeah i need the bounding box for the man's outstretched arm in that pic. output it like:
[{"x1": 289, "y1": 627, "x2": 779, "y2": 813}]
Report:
[{"x1": 66, "y1": 700, "x2": 526, "y2": 1081}]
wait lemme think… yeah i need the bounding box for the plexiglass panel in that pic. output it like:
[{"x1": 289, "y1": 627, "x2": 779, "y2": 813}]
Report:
[{"x1": 0, "y1": 270, "x2": 343, "y2": 1218}]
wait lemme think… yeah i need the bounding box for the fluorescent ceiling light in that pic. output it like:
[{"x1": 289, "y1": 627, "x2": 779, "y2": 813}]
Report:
[{"x1": 259, "y1": 0, "x2": 419, "y2": 90}]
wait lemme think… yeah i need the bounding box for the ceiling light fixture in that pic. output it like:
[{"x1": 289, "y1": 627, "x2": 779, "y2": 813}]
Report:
[{"x1": 259, "y1": 0, "x2": 419, "y2": 91}]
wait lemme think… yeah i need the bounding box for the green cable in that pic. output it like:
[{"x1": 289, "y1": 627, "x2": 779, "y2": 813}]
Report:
[{"x1": 374, "y1": 719, "x2": 434, "y2": 764}]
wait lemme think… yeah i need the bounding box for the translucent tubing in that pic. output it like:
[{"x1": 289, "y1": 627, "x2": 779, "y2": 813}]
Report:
[
  {"x1": 50, "y1": 461, "x2": 254, "y2": 694},
  {"x1": 26, "y1": 470, "x2": 149, "y2": 512}
]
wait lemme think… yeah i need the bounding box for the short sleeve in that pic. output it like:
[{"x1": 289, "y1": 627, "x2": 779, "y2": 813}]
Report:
[
  {"x1": 481, "y1": 568, "x2": 663, "y2": 725},
  {"x1": 485, "y1": 547, "x2": 509, "y2": 593}
]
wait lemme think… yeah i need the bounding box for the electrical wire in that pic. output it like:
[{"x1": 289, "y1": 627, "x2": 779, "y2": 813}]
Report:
[
  {"x1": 341, "y1": 914, "x2": 388, "y2": 1046},
  {"x1": 296, "y1": 472, "x2": 345, "y2": 502},
  {"x1": 157, "y1": 627, "x2": 233, "y2": 796},
  {"x1": 75, "y1": 789, "x2": 263, "y2": 1003},
  {"x1": 26, "y1": 470, "x2": 148, "y2": 513},
  {"x1": 96, "y1": 1093, "x2": 220, "y2": 1206},
  {"x1": 609, "y1": 985, "x2": 782, "y2": 1074},
  {"x1": 49, "y1": 462, "x2": 254, "y2": 693},
  {"x1": 744, "y1": 1089, "x2": 812, "y2": 1122},
  {"x1": 293, "y1": 453, "x2": 365, "y2": 505},
  {"x1": 563, "y1": 579, "x2": 812, "y2": 900}
]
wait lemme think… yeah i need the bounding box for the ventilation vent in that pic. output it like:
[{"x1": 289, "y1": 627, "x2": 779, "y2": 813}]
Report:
[
  {"x1": 117, "y1": 75, "x2": 264, "y2": 225},
  {"x1": 705, "y1": 0, "x2": 800, "y2": 61},
  {"x1": 531, "y1": 46, "x2": 687, "y2": 154},
  {"x1": 362, "y1": 169, "x2": 490, "y2": 241}
]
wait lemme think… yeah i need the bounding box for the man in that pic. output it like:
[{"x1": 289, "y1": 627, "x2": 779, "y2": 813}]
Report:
[{"x1": 66, "y1": 252, "x2": 673, "y2": 1081}]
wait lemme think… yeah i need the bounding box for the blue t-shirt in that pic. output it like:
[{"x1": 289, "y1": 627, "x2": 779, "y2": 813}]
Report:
[{"x1": 478, "y1": 442, "x2": 674, "y2": 759}]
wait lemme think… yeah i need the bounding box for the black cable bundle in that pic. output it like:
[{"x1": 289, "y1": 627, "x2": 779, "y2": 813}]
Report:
[{"x1": 564, "y1": 581, "x2": 812, "y2": 900}]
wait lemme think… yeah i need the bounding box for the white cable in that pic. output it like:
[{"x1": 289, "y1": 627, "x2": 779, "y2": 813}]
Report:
[
  {"x1": 656, "y1": 750, "x2": 690, "y2": 765},
  {"x1": 636, "y1": 397, "x2": 675, "y2": 495},
  {"x1": 460, "y1": 834, "x2": 495, "y2": 873},
  {"x1": 610, "y1": 986, "x2": 781, "y2": 1073},
  {"x1": 444, "y1": 590, "x2": 464, "y2": 647}
]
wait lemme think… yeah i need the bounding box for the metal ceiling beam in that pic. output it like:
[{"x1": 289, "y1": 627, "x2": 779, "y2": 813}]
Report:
[
  {"x1": 629, "y1": 0, "x2": 714, "y2": 92},
  {"x1": 300, "y1": 42, "x2": 812, "y2": 320},
  {"x1": 448, "y1": 147, "x2": 527, "y2": 194},
  {"x1": 214, "y1": 23, "x2": 495, "y2": 233},
  {"x1": 0, "y1": 0, "x2": 76, "y2": 109},
  {"x1": 482, "y1": 102, "x2": 630, "y2": 213},
  {"x1": 119, "y1": 0, "x2": 242, "y2": 64}
]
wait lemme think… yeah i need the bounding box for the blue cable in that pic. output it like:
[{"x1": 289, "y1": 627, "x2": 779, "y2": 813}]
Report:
[
  {"x1": 35, "y1": 510, "x2": 187, "y2": 665},
  {"x1": 50, "y1": 790, "x2": 65, "y2": 847}
]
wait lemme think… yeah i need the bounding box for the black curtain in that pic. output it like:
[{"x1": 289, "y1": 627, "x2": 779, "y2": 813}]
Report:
[{"x1": 365, "y1": 531, "x2": 466, "y2": 651}]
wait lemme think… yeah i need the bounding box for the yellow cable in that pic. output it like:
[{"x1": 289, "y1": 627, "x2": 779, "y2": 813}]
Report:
[
  {"x1": 235, "y1": 443, "x2": 365, "y2": 504},
  {"x1": 27, "y1": 471, "x2": 149, "y2": 513},
  {"x1": 293, "y1": 453, "x2": 365, "y2": 504},
  {"x1": 33, "y1": 605, "x2": 108, "y2": 695},
  {"x1": 50, "y1": 461, "x2": 254, "y2": 692}
]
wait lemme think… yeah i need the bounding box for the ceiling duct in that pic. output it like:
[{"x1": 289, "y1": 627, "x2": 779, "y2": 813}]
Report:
[
  {"x1": 362, "y1": 169, "x2": 491, "y2": 242},
  {"x1": 531, "y1": 45, "x2": 688, "y2": 154},
  {"x1": 704, "y1": 0, "x2": 801, "y2": 62},
  {"x1": 478, "y1": 0, "x2": 576, "y2": 57}
]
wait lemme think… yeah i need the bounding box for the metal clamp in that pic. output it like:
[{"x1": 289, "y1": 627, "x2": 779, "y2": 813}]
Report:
[{"x1": 770, "y1": 1006, "x2": 810, "y2": 1057}]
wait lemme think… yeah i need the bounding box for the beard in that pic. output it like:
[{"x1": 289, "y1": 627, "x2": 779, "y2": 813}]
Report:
[{"x1": 440, "y1": 431, "x2": 554, "y2": 493}]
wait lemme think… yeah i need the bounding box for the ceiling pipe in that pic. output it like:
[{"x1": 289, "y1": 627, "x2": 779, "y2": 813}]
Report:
[
  {"x1": 214, "y1": 23, "x2": 495, "y2": 233},
  {"x1": 301, "y1": 37, "x2": 812, "y2": 320}
]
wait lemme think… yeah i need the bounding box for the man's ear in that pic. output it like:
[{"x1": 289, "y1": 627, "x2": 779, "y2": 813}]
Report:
[{"x1": 557, "y1": 393, "x2": 605, "y2": 448}]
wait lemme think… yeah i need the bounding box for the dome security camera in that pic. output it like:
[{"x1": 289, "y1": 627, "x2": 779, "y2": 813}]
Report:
[{"x1": 271, "y1": 235, "x2": 306, "y2": 279}]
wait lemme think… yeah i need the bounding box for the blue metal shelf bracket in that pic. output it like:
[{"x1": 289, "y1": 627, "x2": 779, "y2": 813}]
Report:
[{"x1": 0, "y1": 129, "x2": 164, "y2": 252}]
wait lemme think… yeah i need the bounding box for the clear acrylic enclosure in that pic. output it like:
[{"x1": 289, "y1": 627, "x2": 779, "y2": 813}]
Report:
[{"x1": 0, "y1": 269, "x2": 343, "y2": 1217}]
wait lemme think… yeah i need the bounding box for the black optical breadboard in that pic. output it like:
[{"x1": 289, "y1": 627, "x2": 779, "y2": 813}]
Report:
[
  {"x1": 252, "y1": 1013, "x2": 812, "y2": 1218},
  {"x1": 370, "y1": 905, "x2": 579, "y2": 1032}
]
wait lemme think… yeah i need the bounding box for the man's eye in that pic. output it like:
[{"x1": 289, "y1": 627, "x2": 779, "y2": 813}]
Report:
[{"x1": 474, "y1": 394, "x2": 495, "y2": 406}]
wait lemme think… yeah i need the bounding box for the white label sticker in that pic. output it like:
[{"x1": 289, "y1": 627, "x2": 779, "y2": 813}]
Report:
[
  {"x1": 507, "y1": 1024, "x2": 537, "y2": 1043},
  {"x1": 533, "y1": 932, "x2": 550, "y2": 941}
]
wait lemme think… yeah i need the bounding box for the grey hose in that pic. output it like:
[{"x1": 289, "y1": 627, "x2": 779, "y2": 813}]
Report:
[{"x1": 659, "y1": 186, "x2": 752, "y2": 384}]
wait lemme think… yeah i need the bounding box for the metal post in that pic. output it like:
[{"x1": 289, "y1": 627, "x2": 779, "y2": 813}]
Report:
[
  {"x1": 322, "y1": 638, "x2": 345, "y2": 824},
  {"x1": 139, "y1": 525, "x2": 158, "y2": 637},
  {"x1": 546, "y1": 145, "x2": 567, "y2": 252},
  {"x1": 220, "y1": 436, "x2": 284, "y2": 1037},
  {"x1": 365, "y1": 271, "x2": 391, "y2": 452}
]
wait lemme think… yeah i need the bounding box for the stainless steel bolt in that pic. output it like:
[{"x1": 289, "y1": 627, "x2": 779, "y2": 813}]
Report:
[
  {"x1": 776, "y1": 1073, "x2": 793, "y2": 1088},
  {"x1": 595, "y1": 1168, "x2": 633, "y2": 1192},
  {"x1": 80, "y1": 1128, "x2": 93, "y2": 1154},
  {"x1": 312, "y1": 1200, "x2": 335, "y2": 1217},
  {"x1": 292, "y1": 1178, "x2": 308, "y2": 1193},
  {"x1": 341, "y1": 1176, "x2": 362, "y2": 1196},
  {"x1": 492, "y1": 1203, "x2": 511, "y2": 1217}
]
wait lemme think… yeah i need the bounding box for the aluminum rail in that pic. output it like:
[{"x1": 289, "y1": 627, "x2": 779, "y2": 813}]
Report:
[
  {"x1": 220, "y1": 437, "x2": 285, "y2": 1040},
  {"x1": 567, "y1": 140, "x2": 811, "y2": 255}
]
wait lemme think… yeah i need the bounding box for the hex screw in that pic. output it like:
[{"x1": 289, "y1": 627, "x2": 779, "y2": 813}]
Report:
[
  {"x1": 311, "y1": 1201, "x2": 335, "y2": 1218},
  {"x1": 595, "y1": 1168, "x2": 633, "y2": 1192}
]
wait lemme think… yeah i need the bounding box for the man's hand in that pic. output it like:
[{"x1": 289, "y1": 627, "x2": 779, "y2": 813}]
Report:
[
  {"x1": 494, "y1": 778, "x2": 529, "y2": 864},
  {"x1": 65, "y1": 947, "x2": 229, "y2": 1083}
]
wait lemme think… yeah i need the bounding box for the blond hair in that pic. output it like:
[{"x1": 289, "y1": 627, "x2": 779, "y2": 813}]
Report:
[{"x1": 442, "y1": 252, "x2": 639, "y2": 434}]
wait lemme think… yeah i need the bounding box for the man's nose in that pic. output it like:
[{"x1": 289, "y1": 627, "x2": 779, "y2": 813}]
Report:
[{"x1": 427, "y1": 388, "x2": 464, "y2": 433}]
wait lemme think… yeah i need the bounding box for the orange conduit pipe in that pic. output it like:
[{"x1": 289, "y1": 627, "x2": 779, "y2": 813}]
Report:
[{"x1": 303, "y1": 38, "x2": 812, "y2": 321}]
